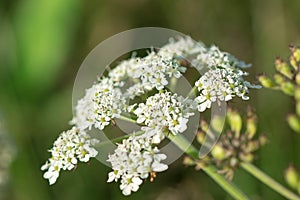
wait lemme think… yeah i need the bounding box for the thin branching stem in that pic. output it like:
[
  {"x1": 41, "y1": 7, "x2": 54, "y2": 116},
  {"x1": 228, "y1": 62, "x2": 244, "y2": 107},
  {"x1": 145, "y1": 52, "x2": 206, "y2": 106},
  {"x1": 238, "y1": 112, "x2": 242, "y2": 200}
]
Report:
[{"x1": 241, "y1": 162, "x2": 300, "y2": 200}]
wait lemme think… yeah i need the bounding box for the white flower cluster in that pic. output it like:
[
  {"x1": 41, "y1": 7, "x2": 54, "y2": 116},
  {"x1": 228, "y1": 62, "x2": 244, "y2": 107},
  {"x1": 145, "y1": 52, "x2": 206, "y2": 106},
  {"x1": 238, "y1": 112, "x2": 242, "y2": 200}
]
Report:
[
  {"x1": 108, "y1": 37, "x2": 204, "y2": 99},
  {"x1": 134, "y1": 91, "x2": 195, "y2": 139},
  {"x1": 72, "y1": 78, "x2": 125, "y2": 130},
  {"x1": 194, "y1": 45, "x2": 251, "y2": 70},
  {"x1": 107, "y1": 134, "x2": 168, "y2": 196},
  {"x1": 195, "y1": 67, "x2": 252, "y2": 112},
  {"x1": 158, "y1": 36, "x2": 205, "y2": 58},
  {"x1": 42, "y1": 36, "x2": 259, "y2": 196},
  {"x1": 41, "y1": 127, "x2": 99, "y2": 185}
]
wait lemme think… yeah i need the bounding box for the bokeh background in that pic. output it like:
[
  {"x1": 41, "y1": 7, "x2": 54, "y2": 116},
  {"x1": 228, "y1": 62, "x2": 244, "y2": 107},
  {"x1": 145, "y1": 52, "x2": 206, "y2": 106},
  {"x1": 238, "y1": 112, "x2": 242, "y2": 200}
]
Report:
[{"x1": 1, "y1": 0, "x2": 300, "y2": 199}]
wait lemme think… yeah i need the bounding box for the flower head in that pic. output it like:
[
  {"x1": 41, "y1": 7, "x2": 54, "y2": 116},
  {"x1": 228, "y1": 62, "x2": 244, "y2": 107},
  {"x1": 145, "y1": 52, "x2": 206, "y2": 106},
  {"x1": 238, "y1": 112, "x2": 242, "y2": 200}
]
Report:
[
  {"x1": 107, "y1": 134, "x2": 168, "y2": 195},
  {"x1": 41, "y1": 127, "x2": 99, "y2": 185},
  {"x1": 134, "y1": 91, "x2": 195, "y2": 137}
]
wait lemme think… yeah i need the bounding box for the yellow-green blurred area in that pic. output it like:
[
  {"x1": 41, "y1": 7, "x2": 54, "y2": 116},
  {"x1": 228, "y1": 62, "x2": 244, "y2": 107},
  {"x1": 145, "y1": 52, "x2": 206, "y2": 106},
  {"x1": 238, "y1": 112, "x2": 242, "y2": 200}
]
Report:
[{"x1": 0, "y1": 0, "x2": 300, "y2": 199}]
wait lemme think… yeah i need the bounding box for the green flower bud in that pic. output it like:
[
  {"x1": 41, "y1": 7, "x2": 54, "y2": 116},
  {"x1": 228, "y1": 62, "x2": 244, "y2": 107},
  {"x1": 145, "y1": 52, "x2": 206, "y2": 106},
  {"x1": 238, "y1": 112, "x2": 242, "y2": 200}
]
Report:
[
  {"x1": 258, "y1": 75, "x2": 275, "y2": 88},
  {"x1": 183, "y1": 156, "x2": 195, "y2": 166},
  {"x1": 287, "y1": 114, "x2": 300, "y2": 133},
  {"x1": 227, "y1": 109, "x2": 242, "y2": 137},
  {"x1": 259, "y1": 135, "x2": 268, "y2": 146},
  {"x1": 293, "y1": 48, "x2": 300, "y2": 62},
  {"x1": 290, "y1": 55, "x2": 299, "y2": 71},
  {"x1": 246, "y1": 115, "x2": 257, "y2": 139},
  {"x1": 211, "y1": 144, "x2": 226, "y2": 160},
  {"x1": 197, "y1": 130, "x2": 205, "y2": 144},
  {"x1": 274, "y1": 73, "x2": 285, "y2": 85},
  {"x1": 285, "y1": 165, "x2": 299, "y2": 190},
  {"x1": 295, "y1": 87, "x2": 300, "y2": 101},
  {"x1": 239, "y1": 152, "x2": 254, "y2": 163},
  {"x1": 296, "y1": 73, "x2": 300, "y2": 85},
  {"x1": 200, "y1": 119, "x2": 209, "y2": 133},
  {"x1": 275, "y1": 58, "x2": 293, "y2": 79},
  {"x1": 281, "y1": 81, "x2": 295, "y2": 96}
]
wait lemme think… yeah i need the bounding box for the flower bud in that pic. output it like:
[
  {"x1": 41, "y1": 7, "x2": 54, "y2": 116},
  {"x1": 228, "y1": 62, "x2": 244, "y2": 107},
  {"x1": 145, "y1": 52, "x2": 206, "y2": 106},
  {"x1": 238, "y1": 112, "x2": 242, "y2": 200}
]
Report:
[
  {"x1": 183, "y1": 156, "x2": 195, "y2": 166},
  {"x1": 211, "y1": 144, "x2": 226, "y2": 160},
  {"x1": 274, "y1": 73, "x2": 285, "y2": 85},
  {"x1": 281, "y1": 81, "x2": 295, "y2": 96},
  {"x1": 227, "y1": 109, "x2": 242, "y2": 137},
  {"x1": 290, "y1": 55, "x2": 299, "y2": 71},
  {"x1": 200, "y1": 119, "x2": 209, "y2": 133},
  {"x1": 287, "y1": 114, "x2": 300, "y2": 133},
  {"x1": 275, "y1": 58, "x2": 293, "y2": 79},
  {"x1": 292, "y1": 48, "x2": 300, "y2": 62},
  {"x1": 258, "y1": 75, "x2": 275, "y2": 88},
  {"x1": 284, "y1": 165, "x2": 299, "y2": 190},
  {"x1": 296, "y1": 73, "x2": 300, "y2": 85},
  {"x1": 295, "y1": 87, "x2": 300, "y2": 101},
  {"x1": 246, "y1": 114, "x2": 257, "y2": 139},
  {"x1": 239, "y1": 152, "x2": 254, "y2": 163},
  {"x1": 197, "y1": 130, "x2": 205, "y2": 144},
  {"x1": 259, "y1": 135, "x2": 268, "y2": 146}
]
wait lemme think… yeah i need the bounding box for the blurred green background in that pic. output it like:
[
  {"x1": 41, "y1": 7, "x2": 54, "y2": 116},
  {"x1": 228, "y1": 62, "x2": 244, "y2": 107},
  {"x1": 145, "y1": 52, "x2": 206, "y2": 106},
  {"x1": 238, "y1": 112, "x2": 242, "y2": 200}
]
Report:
[{"x1": 0, "y1": 0, "x2": 300, "y2": 199}]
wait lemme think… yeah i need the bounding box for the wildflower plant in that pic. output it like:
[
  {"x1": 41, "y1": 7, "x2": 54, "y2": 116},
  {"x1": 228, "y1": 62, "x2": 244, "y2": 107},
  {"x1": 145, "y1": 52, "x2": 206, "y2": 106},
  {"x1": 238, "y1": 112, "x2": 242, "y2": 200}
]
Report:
[
  {"x1": 259, "y1": 46, "x2": 300, "y2": 199},
  {"x1": 42, "y1": 30, "x2": 300, "y2": 200}
]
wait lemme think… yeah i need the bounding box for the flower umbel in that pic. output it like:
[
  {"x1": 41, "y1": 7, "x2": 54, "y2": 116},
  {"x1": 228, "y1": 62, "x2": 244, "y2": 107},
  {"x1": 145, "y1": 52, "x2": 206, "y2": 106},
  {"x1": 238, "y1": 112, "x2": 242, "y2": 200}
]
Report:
[
  {"x1": 41, "y1": 127, "x2": 99, "y2": 185},
  {"x1": 107, "y1": 134, "x2": 168, "y2": 195}
]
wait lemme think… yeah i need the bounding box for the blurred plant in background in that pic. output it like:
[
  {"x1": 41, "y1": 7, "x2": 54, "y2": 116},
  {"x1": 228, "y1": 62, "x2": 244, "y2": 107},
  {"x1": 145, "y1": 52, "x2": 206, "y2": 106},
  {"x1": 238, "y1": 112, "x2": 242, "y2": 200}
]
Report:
[{"x1": 0, "y1": 115, "x2": 15, "y2": 199}]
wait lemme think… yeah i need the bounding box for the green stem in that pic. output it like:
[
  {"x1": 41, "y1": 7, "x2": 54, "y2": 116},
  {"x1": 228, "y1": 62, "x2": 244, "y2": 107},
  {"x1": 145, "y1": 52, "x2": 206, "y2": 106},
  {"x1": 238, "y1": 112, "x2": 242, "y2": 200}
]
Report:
[
  {"x1": 95, "y1": 131, "x2": 144, "y2": 148},
  {"x1": 241, "y1": 162, "x2": 300, "y2": 200},
  {"x1": 187, "y1": 86, "x2": 197, "y2": 97},
  {"x1": 170, "y1": 76, "x2": 178, "y2": 91},
  {"x1": 118, "y1": 115, "x2": 137, "y2": 123},
  {"x1": 167, "y1": 133, "x2": 250, "y2": 200}
]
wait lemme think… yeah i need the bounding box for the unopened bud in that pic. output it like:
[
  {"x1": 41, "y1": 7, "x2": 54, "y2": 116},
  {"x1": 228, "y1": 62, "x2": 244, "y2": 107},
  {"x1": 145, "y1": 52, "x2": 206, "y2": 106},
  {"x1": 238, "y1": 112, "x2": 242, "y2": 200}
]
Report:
[
  {"x1": 287, "y1": 114, "x2": 300, "y2": 133},
  {"x1": 281, "y1": 81, "x2": 295, "y2": 96},
  {"x1": 227, "y1": 109, "x2": 242, "y2": 137},
  {"x1": 197, "y1": 130, "x2": 205, "y2": 144},
  {"x1": 295, "y1": 87, "x2": 300, "y2": 101},
  {"x1": 296, "y1": 73, "x2": 300, "y2": 85},
  {"x1": 200, "y1": 119, "x2": 209, "y2": 133},
  {"x1": 292, "y1": 48, "x2": 300, "y2": 62},
  {"x1": 246, "y1": 114, "x2": 257, "y2": 139},
  {"x1": 211, "y1": 145, "x2": 226, "y2": 160},
  {"x1": 275, "y1": 58, "x2": 293, "y2": 79},
  {"x1": 274, "y1": 73, "x2": 285, "y2": 85},
  {"x1": 259, "y1": 135, "x2": 268, "y2": 146},
  {"x1": 290, "y1": 55, "x2": 298, "y2": 71},
  {"x1": 239, "y1": 152, "x2": 254, "y2": 163},
  {"x1": 285, "y1": 165, "x2": 299, "y2": 190},
  {"x1": 183, "y1": 156, "x2": 195, "y2": 166},
  {"x1": 258, "y1": 75, "x2": 275, "y2": 88}
]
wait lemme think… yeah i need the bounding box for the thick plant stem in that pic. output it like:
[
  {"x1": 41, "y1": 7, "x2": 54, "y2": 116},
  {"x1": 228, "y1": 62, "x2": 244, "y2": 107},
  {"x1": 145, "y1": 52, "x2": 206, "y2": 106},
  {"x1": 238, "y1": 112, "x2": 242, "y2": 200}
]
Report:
[
  {"x1": 167, "y1": 134, "x2": 250, "y2": 200},
  {"x1": 241, "y1": 162, "x2": 300, "y2": 200}
]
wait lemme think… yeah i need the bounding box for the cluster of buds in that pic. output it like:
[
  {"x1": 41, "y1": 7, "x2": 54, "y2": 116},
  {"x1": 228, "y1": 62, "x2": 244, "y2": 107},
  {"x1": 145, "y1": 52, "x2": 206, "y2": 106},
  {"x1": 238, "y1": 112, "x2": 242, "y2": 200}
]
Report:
[
  {"x1": 184, "y1": 108, "x2": 267, "y2": 180},
  {"x1": 284, "y1": 165, "x2": 300, "y2": 195},
  {"x1": 258, "y1": 46, "x2": 300, "y2": 133}
]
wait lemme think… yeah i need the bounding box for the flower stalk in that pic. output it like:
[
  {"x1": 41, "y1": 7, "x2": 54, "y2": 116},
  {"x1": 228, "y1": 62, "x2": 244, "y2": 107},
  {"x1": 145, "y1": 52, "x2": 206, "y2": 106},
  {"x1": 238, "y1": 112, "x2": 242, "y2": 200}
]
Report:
[{"x1": 241, "y1": 162, "x2": 300, "y2": 200}]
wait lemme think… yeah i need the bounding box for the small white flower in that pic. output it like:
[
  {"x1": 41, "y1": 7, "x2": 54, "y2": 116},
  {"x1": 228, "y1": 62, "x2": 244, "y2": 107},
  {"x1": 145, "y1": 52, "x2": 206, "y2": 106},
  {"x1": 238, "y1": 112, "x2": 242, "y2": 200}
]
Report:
[
  {"x1": 72, "y1": 78, "x2": 126, "y2": 131},
  {"x1": 194, "y1": 67, "x2": 251, "y2": 112},
  {"x1": 134, "y1": 91, "x2": 195, "y2": 135},
  {"x1": 107, "y1": 134, "x2": 168, "y2": 195},
  {"x1": 41, "y1": 127, "x2": 99, "y2": 185}
]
